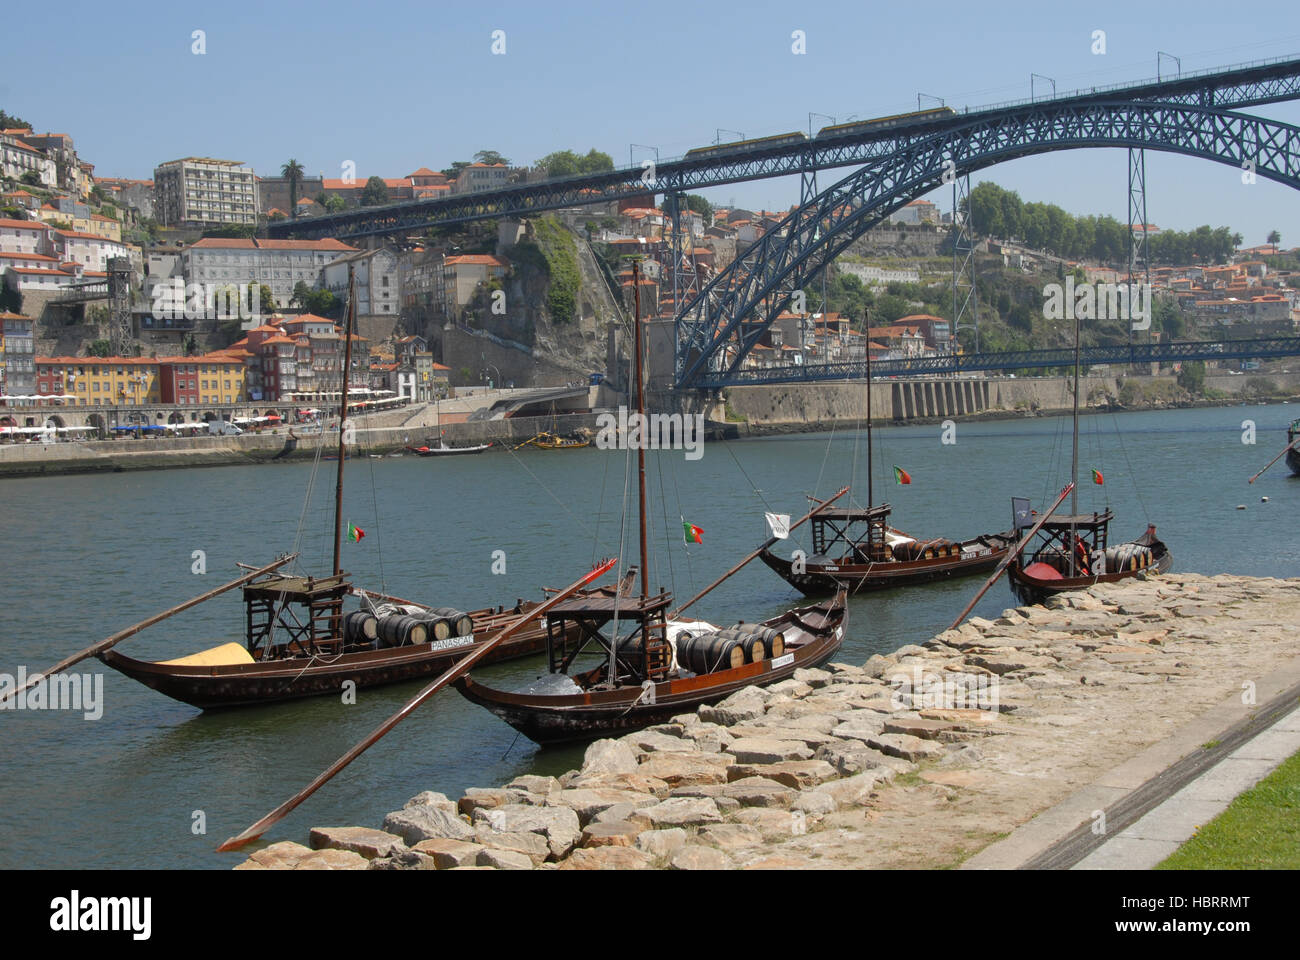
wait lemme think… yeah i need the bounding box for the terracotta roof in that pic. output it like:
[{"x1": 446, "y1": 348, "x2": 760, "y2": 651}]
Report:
[
  {"x1": 445, "y1": 254, "x2": 506, "y2": 267},
  {"x1": 0, "y1": 218, "x2": 48, "y2": 229}
]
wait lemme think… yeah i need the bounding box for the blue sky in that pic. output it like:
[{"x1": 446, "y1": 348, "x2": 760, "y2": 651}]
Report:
[{"x1": 6, "y1": 0, "x2": 1300, "y2": 245}]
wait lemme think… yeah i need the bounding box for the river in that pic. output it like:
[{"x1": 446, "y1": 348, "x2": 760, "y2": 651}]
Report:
[{"x1": 1, "y1": 402, "x2": 1296, "y2": 868}]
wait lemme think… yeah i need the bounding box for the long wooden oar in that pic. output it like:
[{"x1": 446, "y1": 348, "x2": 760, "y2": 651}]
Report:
[
  {"x1": 947, "y1": 482, "x2": 1074, "y2": 632},
  {"x1": 1, "y1": 554, "x2": 297, "y2": 706},
  {"x1": 1248, "y1": 439, "x2": 1298, "y2": 484},
  {"x1": 670, "y1": 486, "x2": 849, "y2": 619},
  {"x1": 216, "y1": 556, "x2": 618, "y2": 852}
]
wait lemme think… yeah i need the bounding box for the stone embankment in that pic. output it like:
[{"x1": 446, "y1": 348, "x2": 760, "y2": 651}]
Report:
[{"x1": 235, "y1": 572, "x2": 1300, "y2": 870}]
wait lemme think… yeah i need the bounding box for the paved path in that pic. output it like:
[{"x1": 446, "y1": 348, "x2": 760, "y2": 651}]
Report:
[{"x1": 1073, "y1": 706, "x2": 1300, "y2": 869}]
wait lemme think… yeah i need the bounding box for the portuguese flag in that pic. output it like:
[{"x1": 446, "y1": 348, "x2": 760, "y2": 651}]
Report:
[
  {"x1": 1092, "y1": 468, "x2": 1104, "y2": 485},
  {"x1": 893, "y1": 465, "x2": 912, "y2": 485},
  {"x1": 347, "y1": 522, "x2": 365, "y2": 542},
  {"x1": 682, "y1": 521, "x2": 703, "y2": 545}
]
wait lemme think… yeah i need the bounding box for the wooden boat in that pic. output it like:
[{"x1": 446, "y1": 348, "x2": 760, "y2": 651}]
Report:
[
  {"x1": 1006, "y1": 294, "x2": 1172, "y2": 605},
  {"x1": 93, "y1": 268, "x2": 613, "y2": 711},
  {"x1": 405, "y1": 440, "x2": 492, "y2": 456},
  {"x1": 101, "y1": 588, "x2": 556, "y2": 710},
  {"x1": 453, "y1": 259, "x2": 847, "y2": 744},
  {"x1": 523, "y1": 430, "x2": 589, "y2": 450},
  {"x1": 1287, "y1": 418, "x2": 1300, "y2": 476},
  {"x1": 1005, "y1": 511, "x2": 1171, "y2": 606},
  {"x1": 760, "y1": 324, "x2": 1014, "y2": 595},
  {"x1": 455, "y1": 588, "x2": 848, "y2": 744},
  {"x1": 761, "y1": 506, "x2": 1015, "y2": 595}
]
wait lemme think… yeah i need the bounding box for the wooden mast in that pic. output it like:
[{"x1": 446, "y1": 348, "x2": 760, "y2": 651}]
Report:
[
  {"x1": 864, "y1": 307, "x2": 873, "y2": 508},
  {"x1": 1070, "y1": 291, "x2": 1081, "y2": 575},
  {"x1": 632, "y1": 259, "x2": 648, "y2": 601},
  {"x1": 332, "y1": 265, "x2": 356, "y2": 578}
]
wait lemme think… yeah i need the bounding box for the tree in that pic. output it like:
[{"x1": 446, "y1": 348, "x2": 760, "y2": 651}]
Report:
[
  {"x1": 473, "y1": 150, "x2": 510, "y2": 166},
  {"x1": 323, "y1": 194, "x2": 346, "y2": 213},
  {"x1": 536, "y1": 148, "x2": 615, "y2": 178},
  {"x1": 685, "y1": 194, "x2": 713, "y2": 222},
  {"x1": 0, "y1": 109, "x2": 29, "y2": 130},
  {"x1": 0, "y1": 284, "x2": 21, "y2": 314},
  {"x1": 258, "y1": 284, "x2": 276, "y2": 315},
  {"x1": 281, "y1": 158, "x2": 305, "y2": 219},
  {"x1": 20, "y1": 171, "x2": 42, "y2": 187},
  {"x1": 290, "y1": 281, "x2": 313, "y2": 311},
  {"x1": 1176, "y1": 360, "x2": 1205, "y2": 395},
  {"x1": 442, "y1": 160, "x2": 470, "y2": 180},
  {"x1": 87, "y1": 339, "x2": 112, "y2": 357},
  {"x1": 1267, "y1": 229, "x2": 1281, "y2": 253},
  {"x1": 360, "y1": 176, "x2": 389, "y2": 207}
]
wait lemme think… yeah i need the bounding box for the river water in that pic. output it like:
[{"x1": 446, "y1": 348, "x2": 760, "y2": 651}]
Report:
[{"x1": 1, "y1": 402, "x2": 1296, "y2": 868}]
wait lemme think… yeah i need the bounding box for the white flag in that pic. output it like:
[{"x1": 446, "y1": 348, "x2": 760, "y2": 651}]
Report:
[{"x1": 765, "y1": 512, "x2": 791, "y2": 539}]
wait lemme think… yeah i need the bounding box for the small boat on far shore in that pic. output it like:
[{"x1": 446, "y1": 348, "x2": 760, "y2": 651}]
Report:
[
  {"x1": 1287, "y1": 418, "x2": 1300, "y2": 476},
  {"x1": 405, "y1": 439, "x2": 492, "y2": 457}
]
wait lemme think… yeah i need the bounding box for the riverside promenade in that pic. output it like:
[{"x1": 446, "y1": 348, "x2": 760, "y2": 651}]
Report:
[{"x1": 234, "y1": 571, "x2": 1300, "y2": 870}]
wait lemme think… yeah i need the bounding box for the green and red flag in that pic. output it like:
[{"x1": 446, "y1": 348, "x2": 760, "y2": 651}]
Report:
[
  {"x1": 1092, "y1": 468, "x2": 1104, "y2": 485},
  {"x1": 893, "y1": 465, "x2": 912, "y2": 485},
  {"x1": 347, "y1": 522, "x2": 365, "y2": 542},
  {"x1": 682, "y1": 521, "x2": 703, "y2": 545}
]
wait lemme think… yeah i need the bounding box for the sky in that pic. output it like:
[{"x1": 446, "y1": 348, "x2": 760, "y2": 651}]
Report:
[{"x1": 5, "y1": 0, "x2": 1300, "y2": 246}]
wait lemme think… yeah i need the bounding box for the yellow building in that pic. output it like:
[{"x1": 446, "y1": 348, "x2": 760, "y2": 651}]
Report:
[{"x1": 36, "y1": 356, "x2": 161, "y2": 405}]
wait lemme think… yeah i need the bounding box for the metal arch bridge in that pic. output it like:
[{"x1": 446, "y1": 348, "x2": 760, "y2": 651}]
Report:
[
  {"x1": 674, "y1": 93, "x2": 1300, "y2": 388},
  {"x1": 269, "y1": 56, "x2": 1300, "y2": 242},
  {"x1": 708, "y1": 337, "x2": 1300, "y2": 385}
]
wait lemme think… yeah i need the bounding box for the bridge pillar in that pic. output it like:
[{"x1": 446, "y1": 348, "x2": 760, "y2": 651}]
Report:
[{"x1": 892, "y1": 382, "x2": 903, "y2": 419}]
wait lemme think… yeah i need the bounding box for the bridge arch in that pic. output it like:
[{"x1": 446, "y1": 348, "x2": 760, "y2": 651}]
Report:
[{"x1": 675, "y1": 102, "x2": 1300, "y2": 387}]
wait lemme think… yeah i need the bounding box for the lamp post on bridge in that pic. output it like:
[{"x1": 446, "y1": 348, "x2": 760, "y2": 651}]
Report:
[{"x1": 1030, "y1": 73, "x2": 1056, "y2": 101}]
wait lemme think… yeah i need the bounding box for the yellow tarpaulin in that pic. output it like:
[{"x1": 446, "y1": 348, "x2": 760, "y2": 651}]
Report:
[{"x1": 159, "y1": 642, "x2": 255, "y2": 667}]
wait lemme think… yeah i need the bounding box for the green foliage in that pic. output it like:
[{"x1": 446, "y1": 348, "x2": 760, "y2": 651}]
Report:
[
  {"x1": 1241, "y1": 376, "x2": 1280, "y2": 399},
  {"x1": 1267, "y1": 229, "x2": 1281, "y2": 249},
  {"x1": 202, "y1": 224, "x2": 255, "y2": 239},
  {"x1": 0, "y1": 284, "x2": 22, "y2": 314},
  {"x1": 360, "y1": 176, "x2": 389, "y2": 207},
  {"x1": 968, "y1": 181, "x2": 1238, "y2": 263},
  {"x1": 537, "y1": 148, "x2": 615, "y2": 178},
  {"x1": 0, "y1": 108, "x2": 29, "y2": 130},
  {"x1": 258, "y1": 284, "x2": 276, "y2": 314},
  {"x1": 685, "y1": 194, "x2": 713, "y2": 222},
  {"x1": 442, "y1": 160, "x2": 470, "y2": 180},
  {"x1": 323, "y1": 194, "x2": 346, "y2": 213},
  {"x1": 523, "y1": 216, "x2": 581, "y2": 323},
  {"x1": 87, "y1": 339, "x2": 112, "y2": 357},
  {"x1": 473, "y1": 150, "x2": 510, "y2": 166},
  {"x1": 281, "y1": 158, "x2": 305, "y2": 217},
  {"x1": 20, "y1": 171, "x2": 42, "y2": 187},
  {"x1": 1176, "y1": 360, "x2": 1206, "y2": 395}
]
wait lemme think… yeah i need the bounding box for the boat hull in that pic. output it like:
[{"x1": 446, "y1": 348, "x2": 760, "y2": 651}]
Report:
[
  {"x1": 453, "y1": 592, "x2": 848, "y2": 745},
  {"x1": 1287, "y1": 428, "x2": 1299, "y2": 476},
  {"x1": 1007, "y1": 533, "x2": 1173, "y2": 606},
  {"x1": 759, "y1": 534, "x2": 1013, "y2": 595},
  {"x1": 406, "y1": 443, "x2": 491, "y2": 457},
  {"x1": 98, "y1": 616, "x2": 553, "y2": 711}
]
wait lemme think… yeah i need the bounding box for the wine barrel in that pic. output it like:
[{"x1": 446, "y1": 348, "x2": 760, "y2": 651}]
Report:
[
  {"x1": 343, "y1": 611, "x2": 378, "y2": 644},
  {"x1": 711, "y1": 628, "x2": 767, "y2": 663},
  {"x1": 721, "y1": 625, "x2": 784, "y2": 658},
  {"x1": 679, "y1": 633, "x2": 744, "y2": 674},
  {"x1": 376, "y1": 614, "x2": 428, "y2": 648},
  {"x1": 428, "y1": 607, "x2": 474, "y2": 637}
]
